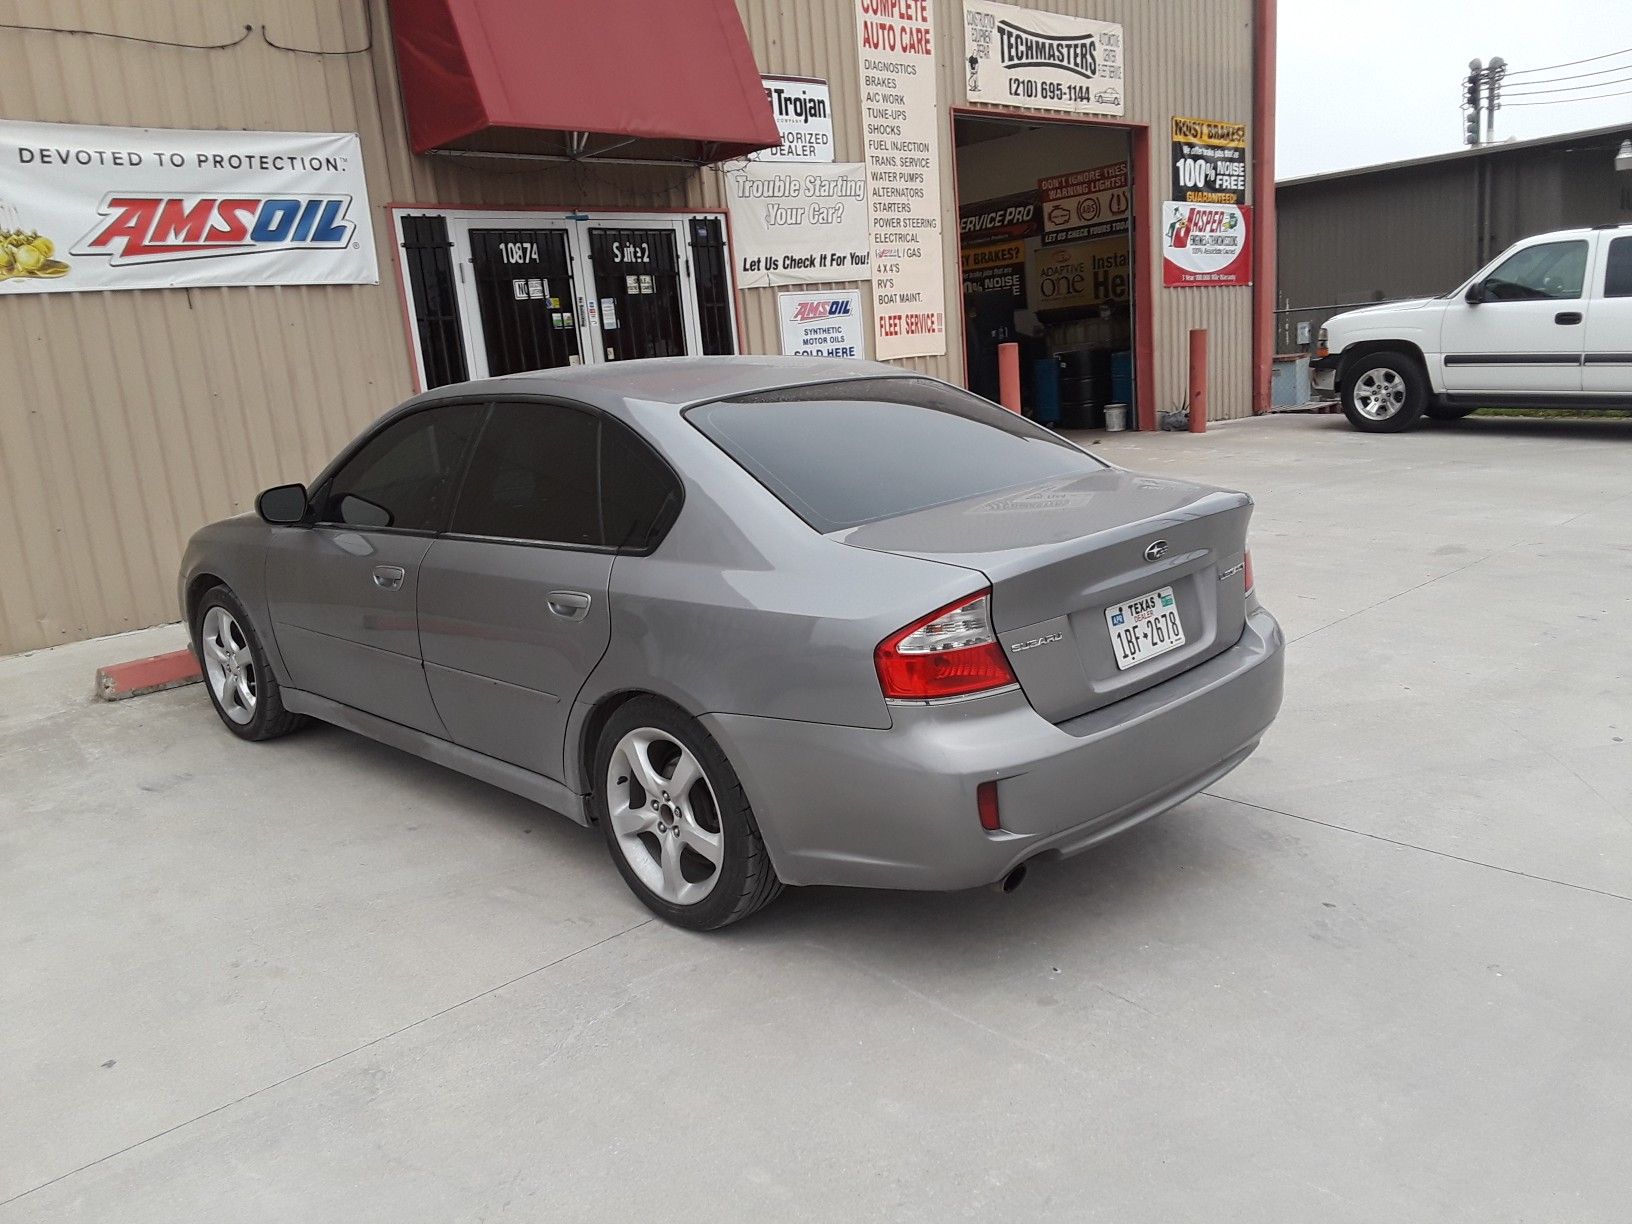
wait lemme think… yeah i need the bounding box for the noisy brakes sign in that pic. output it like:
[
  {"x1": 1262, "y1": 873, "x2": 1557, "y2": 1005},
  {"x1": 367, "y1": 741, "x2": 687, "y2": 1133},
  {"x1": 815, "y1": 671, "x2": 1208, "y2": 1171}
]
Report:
[
  {"x1": 0, "y1": 119, "x2": 377, "y2": 293},
  {"x1": 963, "y1": 0, "x2": 1124, "y2": 116},
  {"x1": 1171, "y1": 116, "x2": 1248, "y2": 204}
]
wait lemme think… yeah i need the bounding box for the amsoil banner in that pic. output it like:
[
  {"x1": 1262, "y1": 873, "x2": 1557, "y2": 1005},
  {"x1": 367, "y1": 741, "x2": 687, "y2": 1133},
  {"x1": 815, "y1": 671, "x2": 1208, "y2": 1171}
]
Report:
[
  {"x1": 1039, "y1": 162, "x2": 1130, "y2": 247},
  {"x1": 777, "y1": 289, "x2": 865, "y2": 358},
  {"x1": 1162, "y1": 202, "x2": 1252, "y2": 287},
  {"x1": 0, "y1": 119, "x2": 377, "y2": 294},
  {"x1": 1170, "y1": 116, "x2": 1248, "y2": 205},
  {"x1": 963, "y1": 0, "x2": 1124, "y2": 116},
  {"x1": 725, "y1": 161, "x2": 870, "y2": 287},
  {"x1": 856, "y1": 0, "x2": 947, "y2": 360}
]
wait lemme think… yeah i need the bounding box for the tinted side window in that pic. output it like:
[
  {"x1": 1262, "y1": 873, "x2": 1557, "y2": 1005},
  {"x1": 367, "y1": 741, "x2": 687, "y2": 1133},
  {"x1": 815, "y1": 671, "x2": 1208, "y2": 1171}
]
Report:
[
  {"x1": 320, "y1": 404, "x2": 484, "y2": 532},
  {"x1": 1605, "y1": 237, "x2": 1632, "y2": 299},
  {"x1": 601, "y1": 419, "x2": 681, "y2": 551},
  {"x1": 1484, "y1": 240, "x2": 1588, "y2": 301},
  {"x1": 452, "y1": 402, "x2": 602, "y2": 545}
]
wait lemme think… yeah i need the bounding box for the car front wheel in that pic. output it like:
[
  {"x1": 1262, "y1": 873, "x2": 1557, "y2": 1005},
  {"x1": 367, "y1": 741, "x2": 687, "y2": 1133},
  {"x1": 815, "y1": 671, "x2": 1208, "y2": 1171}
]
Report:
[
  {"x1": 193, "y1": 585, "x2": 305, "y2": 741},
  {"x1": 594, "y1": 697, "x2": 782, "y2": 930},
  {"x1": 1341, "y1": 351, "x2": 1427, "y2": 432}
]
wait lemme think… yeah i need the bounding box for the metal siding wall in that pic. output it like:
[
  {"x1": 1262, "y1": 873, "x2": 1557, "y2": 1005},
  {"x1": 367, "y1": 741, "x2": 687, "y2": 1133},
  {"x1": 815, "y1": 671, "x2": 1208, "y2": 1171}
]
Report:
[{"x1": 0, "y1": 0, "x2": 1256, "y2": 655}]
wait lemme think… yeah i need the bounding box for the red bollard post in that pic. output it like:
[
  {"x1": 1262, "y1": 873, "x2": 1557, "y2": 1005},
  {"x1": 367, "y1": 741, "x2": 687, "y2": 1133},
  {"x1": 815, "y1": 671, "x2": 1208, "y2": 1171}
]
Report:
[
  {"x1": 998, "y1": 341, "x2": 1022, "y2": 413},
  {"x1": 1187, "y1": 328, "x2": 1208, "y2": 433}
]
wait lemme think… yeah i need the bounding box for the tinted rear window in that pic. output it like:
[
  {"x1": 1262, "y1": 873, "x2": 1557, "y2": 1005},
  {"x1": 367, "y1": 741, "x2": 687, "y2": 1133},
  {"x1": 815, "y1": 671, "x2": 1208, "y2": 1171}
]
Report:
[{"x1": 686, "y1": 378, "x2": 1104, "y2": 533}]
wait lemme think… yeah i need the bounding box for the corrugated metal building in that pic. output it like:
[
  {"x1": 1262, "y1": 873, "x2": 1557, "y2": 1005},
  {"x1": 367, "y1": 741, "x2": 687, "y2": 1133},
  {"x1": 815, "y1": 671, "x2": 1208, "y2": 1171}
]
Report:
[
  {"x1": 0, "y1": 0, "x2": 1274, "y2": 656},
  {"x1": 1275, "y1": 122, "x2": 1632, "y2": 350}
]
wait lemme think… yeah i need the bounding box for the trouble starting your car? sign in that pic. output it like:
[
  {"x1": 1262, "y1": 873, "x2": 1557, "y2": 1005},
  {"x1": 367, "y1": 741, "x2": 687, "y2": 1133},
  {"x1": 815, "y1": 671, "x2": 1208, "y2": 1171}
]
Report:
[{"x1": 0, "y1": 119, "x2": 377, "y2": 294}]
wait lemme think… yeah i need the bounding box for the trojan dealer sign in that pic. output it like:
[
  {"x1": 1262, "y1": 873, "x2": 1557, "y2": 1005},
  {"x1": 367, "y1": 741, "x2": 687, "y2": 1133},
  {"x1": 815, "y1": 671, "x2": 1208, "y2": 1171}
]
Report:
[{"x1": 0, "y1": 119, "x2": 377, "y2": 294}]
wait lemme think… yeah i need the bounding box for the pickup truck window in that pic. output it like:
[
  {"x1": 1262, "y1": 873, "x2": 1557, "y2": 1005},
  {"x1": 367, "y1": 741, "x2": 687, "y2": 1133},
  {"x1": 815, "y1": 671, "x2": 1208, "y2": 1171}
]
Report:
[
  {"x1": 1482, "y1": 240, "x2": 1588, "y2": 302},
  {"x1": 1605, "y1": 237, "x2": 1632, "y2": 299}
]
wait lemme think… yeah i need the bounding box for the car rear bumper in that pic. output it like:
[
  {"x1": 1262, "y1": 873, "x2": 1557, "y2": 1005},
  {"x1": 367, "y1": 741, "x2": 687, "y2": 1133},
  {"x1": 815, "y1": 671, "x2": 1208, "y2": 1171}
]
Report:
[{"x1": 703, "y1": 603, "x2": 1285, "y2": 891}]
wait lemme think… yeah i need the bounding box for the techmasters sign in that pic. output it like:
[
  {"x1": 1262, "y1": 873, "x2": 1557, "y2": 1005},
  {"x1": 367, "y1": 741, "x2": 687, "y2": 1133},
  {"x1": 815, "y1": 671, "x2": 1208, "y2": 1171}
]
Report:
[
  {"x1": 0, "y1": 119, "x2": 377, "y2": 294},
  {"x1": 963, "y1": 0, "x2": 1124, "y2": 116}
]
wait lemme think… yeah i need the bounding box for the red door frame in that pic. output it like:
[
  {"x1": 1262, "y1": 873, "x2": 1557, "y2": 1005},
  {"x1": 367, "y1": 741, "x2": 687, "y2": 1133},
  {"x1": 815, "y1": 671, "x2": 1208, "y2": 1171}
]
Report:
[{"x1": 948, "y1": 107, "x2": 1157, "y2": 432}]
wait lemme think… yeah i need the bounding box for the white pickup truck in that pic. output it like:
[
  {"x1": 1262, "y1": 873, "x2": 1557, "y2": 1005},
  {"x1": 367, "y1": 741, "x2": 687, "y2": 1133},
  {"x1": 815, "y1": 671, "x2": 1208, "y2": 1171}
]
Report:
[{"x1": 1312, "y1": 224, "x2": 1632, "y2": 431}]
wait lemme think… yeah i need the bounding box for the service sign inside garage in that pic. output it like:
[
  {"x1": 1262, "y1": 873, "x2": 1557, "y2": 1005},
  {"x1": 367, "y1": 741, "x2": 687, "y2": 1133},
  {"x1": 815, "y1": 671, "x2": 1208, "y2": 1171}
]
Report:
[{"x1": 0, "y1": 119, "x2": 378, "y2": 294}]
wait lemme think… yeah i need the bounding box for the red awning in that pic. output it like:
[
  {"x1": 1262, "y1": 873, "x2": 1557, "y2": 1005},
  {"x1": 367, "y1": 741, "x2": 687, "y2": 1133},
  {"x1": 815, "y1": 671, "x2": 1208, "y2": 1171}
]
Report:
[{"x1": 386, "y1": 0, "x2": 781, "y2": 164}]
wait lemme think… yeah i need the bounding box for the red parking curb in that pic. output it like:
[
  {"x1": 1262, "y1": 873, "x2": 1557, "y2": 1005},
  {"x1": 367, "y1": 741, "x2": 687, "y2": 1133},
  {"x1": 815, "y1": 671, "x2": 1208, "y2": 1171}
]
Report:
[{"x1": 94, "y1": 648, "x2": 202, "y2": 701}]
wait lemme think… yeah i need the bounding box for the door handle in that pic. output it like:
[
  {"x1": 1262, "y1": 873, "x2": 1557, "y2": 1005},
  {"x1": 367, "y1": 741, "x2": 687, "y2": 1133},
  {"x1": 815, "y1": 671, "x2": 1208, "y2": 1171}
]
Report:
[
  {"x1": 372, "y1": 564, "x2": 406, "y2": 592},
  {"x1": 1555, "y1": 311, "x2": 1583, "y2": 325},
  {"x1": 546, "y1": 590, "x2": 592, "y2": 621}
]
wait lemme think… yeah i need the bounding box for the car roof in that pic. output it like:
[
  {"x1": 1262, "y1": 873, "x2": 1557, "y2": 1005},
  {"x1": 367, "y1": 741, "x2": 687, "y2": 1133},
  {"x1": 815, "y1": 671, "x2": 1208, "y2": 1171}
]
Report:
[{"x1": 422, "y1": 356, "x2": 920, "y2": 410}]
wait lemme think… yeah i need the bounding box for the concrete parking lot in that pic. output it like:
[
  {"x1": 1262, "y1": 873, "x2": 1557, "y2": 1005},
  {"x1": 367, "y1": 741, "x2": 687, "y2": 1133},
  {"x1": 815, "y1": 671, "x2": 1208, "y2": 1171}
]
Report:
[{"x1": 5, "y1": 412, "x2": 1630, "y2": 1223}]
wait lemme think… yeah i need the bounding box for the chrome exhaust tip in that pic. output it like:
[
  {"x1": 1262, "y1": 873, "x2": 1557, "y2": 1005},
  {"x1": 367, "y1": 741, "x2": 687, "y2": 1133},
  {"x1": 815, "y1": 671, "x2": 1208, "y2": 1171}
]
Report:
[{"x1": 990, "y1": 863, "x2": 1028, "y2": 894}]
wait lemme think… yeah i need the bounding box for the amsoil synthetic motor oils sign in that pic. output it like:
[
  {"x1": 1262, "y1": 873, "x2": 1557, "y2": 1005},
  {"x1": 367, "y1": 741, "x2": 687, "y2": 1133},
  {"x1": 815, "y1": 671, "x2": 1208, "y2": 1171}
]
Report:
[{"x1": 0, "y1": 119, "x2": 377, "y2": 294}]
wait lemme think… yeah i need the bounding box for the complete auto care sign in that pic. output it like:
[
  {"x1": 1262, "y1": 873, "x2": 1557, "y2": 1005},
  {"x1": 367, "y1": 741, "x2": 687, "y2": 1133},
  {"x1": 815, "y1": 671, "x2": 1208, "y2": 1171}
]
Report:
[
  {"x1": 1162, "y1": 202, "x2": 1252, "y2": 287},
  {"x1": 856, "y1": 0, "x2": 947, "y2": 360},
  {"x1": 0, "y1": 119, "x2": 377, "y2": 294}
]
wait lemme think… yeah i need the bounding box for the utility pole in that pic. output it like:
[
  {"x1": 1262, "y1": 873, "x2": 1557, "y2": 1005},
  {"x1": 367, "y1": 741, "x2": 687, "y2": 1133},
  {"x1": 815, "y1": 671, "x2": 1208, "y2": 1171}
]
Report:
[
  {"x1": 1462, "y1": 57, "x2": 1506, "y2": 147},
  {"x1": 1464, "y1": 59, "x2": 1483, "y2": 146},
  {"x1": 1485, "y1": 56, "x2": 1506, "y2": 142}
]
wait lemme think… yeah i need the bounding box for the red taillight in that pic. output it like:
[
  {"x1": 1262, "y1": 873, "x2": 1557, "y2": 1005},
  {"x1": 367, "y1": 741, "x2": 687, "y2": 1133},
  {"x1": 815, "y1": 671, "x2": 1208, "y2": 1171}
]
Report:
[
  {"x1": 977, "y1": 780, "x2": 1002, "y2": 831},
  {"x1": 875, "y1": 590, "x2": 1017, "y2": 701},
  {"x1": 1244, "y1": 550, "x2": 1255, "y2": 593}
]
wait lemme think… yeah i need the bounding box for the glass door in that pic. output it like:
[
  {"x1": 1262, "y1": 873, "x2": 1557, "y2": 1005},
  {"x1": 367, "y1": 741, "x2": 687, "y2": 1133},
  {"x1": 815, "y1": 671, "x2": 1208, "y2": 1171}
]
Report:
[
  {"x1": 465, "y1": 227, "x2": 582, "y2": 376},
  {"x1": 583, "y1": 225, "x2": 692, "y2": 362}
]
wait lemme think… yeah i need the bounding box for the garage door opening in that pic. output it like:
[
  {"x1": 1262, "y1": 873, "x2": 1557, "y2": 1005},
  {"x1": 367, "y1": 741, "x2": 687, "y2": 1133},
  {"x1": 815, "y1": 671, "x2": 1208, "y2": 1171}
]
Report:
[{"x1": 954, "y1": 113, "x2": 1139, "y2": 431}]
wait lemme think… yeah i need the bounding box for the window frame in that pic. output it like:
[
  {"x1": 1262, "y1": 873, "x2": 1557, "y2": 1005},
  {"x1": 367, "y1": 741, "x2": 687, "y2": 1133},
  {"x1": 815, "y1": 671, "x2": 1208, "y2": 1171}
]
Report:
[
  {"x1": 438, "y1": 394, "x2": 685, "y2": 558},
  {"x1": 1480, "y1": 238, "x2": 1590, "y2": 304},
  {"x1": 1602, "y1": 234, "x2": 1632, "y2": 300},
  {"x1": 308, "y1": 398, "x2": 493, "y2": 538}
]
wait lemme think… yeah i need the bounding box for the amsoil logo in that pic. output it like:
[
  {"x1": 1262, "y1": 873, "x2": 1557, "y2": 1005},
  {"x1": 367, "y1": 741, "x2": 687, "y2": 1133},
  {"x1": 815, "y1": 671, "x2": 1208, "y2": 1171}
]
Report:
[
  {"x1": 792, "y1": 298, "x2": 853, "y2": 322},
  {"x1": 996, "y1": 20, "x2": 1098, "y2": 79},
  {"x1": 72, "y1": 195, "x2": 357, "y2": 265}
]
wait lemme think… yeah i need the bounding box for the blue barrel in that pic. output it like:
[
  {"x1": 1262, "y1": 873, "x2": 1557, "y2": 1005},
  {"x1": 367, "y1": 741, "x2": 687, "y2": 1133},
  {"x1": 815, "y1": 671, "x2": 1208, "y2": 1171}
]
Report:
[
  {"x1": 1032, "y1": 357, "x2": 1062, "y2": 424},
  {"x1": 1110, "y1": 350, "x2": 1134, "y2": 407}
]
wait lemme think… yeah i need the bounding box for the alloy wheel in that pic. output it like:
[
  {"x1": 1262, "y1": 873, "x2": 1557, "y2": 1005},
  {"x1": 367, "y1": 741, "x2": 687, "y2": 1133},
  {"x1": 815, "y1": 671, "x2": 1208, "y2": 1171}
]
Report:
[
  {"x1": 605, "y1": 727, "x2": 724, "y2": 906},
  {"x1": 200, "y1": 605, "x2": 257, "y2": 726},
  {"x1": 1353, "y1": 367, "x2": 1407, "y2": 420}
]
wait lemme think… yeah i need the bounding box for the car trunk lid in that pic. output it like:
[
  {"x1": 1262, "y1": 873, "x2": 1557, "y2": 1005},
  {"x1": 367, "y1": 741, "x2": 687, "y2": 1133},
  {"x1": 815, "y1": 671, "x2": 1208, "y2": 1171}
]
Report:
[{"x1": 836, "y1": 467, "x2": 1252, "y2": 723}]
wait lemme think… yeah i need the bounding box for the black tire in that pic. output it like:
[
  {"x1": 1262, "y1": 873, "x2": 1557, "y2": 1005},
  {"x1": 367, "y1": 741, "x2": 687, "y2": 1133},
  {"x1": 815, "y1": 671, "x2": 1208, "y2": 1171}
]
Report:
[
  {"x1": 1340, "y1": 350, "x2": 1428, "y2": 433},
  {"x1": 592, "y1": 696, "x2": 783, "y2": 930},
  {"x1": 1426, "y1": 403, "x2": 1478, "y2": 421},
  {"x1": 192, "y1": 584, "x2": 306, "y2": 742}
]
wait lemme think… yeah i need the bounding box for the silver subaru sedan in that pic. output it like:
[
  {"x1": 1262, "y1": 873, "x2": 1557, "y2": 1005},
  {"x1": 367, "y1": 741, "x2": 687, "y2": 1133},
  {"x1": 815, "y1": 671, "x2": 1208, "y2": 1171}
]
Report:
[{"x1": 179, "y1": 357, "x2": 1284, "y2": 928}]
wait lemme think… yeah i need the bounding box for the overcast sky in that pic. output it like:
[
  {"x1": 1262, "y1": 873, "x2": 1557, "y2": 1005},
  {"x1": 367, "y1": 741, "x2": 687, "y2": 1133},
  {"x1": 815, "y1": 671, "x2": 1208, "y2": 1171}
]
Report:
[{"x1": 1278, "y1": 0, "x2": 1632, "y2": 180}]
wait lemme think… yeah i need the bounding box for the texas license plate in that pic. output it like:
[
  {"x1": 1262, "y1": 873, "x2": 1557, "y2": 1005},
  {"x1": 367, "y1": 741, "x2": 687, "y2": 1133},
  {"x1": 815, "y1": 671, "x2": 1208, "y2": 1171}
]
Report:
[{"x1": 1105, "y1": 586, "x2": 1185, "y2": 670}]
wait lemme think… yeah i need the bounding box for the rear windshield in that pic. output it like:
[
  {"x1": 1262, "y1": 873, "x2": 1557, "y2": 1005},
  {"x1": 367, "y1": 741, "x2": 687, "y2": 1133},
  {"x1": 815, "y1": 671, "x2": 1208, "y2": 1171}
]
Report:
[{"x1": 686, "y1": 378, "x2": 1105, "y2": 534}]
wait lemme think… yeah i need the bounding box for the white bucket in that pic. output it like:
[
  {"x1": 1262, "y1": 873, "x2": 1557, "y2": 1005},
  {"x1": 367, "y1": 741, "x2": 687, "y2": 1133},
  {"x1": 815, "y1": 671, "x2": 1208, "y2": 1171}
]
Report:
[{"x1": 1104, "y1": 403, "x2": 1128, "y2": 432}]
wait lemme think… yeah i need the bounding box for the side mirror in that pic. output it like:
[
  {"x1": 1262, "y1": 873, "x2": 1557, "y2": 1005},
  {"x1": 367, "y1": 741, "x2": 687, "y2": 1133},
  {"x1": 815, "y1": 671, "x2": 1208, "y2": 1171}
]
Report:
[
  {"x1": 1464, "y1": 280, "x2": 1487, "y2": 305},
  {"x1": 256, "y1": 483, "x2": 309, "y2": 525}
]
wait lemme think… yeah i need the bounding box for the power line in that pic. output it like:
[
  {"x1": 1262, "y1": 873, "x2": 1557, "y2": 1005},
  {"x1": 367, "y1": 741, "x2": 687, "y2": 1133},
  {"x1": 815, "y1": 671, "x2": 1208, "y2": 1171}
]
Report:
[
  {"x1": 1504, "y1": 70, "x2": 1632, "y2": 97},
  {"x1": 1504, "y1": 85, "x2": 1632, "y2": 107},
  {"x1": 1504, "y1": 44, "x2": 1632, "y2": 77},
  {"x1": 1503, "y1": 57, "x2": 1632, "y2": 88}
]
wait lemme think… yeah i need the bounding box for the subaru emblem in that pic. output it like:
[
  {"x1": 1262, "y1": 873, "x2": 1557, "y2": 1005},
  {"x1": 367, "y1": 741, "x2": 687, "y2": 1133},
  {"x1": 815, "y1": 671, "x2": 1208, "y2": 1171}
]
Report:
[{"x1": 1144, "y1": 539, "x2": 1169, "y2": 562}]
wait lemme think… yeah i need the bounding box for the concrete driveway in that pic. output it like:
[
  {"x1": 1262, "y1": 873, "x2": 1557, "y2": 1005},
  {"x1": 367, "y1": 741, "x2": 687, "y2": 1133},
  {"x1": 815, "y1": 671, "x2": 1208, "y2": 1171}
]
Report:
[{"x1": 5, "y1": 412, "x2": 1630, "y2": 1223}]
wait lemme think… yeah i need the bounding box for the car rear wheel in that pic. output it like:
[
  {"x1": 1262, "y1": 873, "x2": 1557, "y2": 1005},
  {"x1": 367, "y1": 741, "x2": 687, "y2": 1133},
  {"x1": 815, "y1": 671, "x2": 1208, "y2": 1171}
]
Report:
[
  {"x1": 594, "y1": 698, "x2": 782, "y2": 930},
  {"x1": 193, "y1": 585, "x2": 306, "y2": 741},
  {"x1": 1426, "y1": 403, "x2": 1478, "y2": 421},
  {"x1": 1341, "y1": 351, "x2": 1426, "y2": 432}
]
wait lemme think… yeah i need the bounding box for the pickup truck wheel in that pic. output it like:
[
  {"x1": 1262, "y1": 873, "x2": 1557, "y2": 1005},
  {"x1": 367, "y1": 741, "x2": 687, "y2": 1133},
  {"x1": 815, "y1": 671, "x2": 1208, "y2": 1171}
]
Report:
[
  {"x1": 1341, "y1": 351, "x2": 1426, "y2": 432},
  {"x1": 1426, "y1": 403, "x2": 1478, "y2": 421}
]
